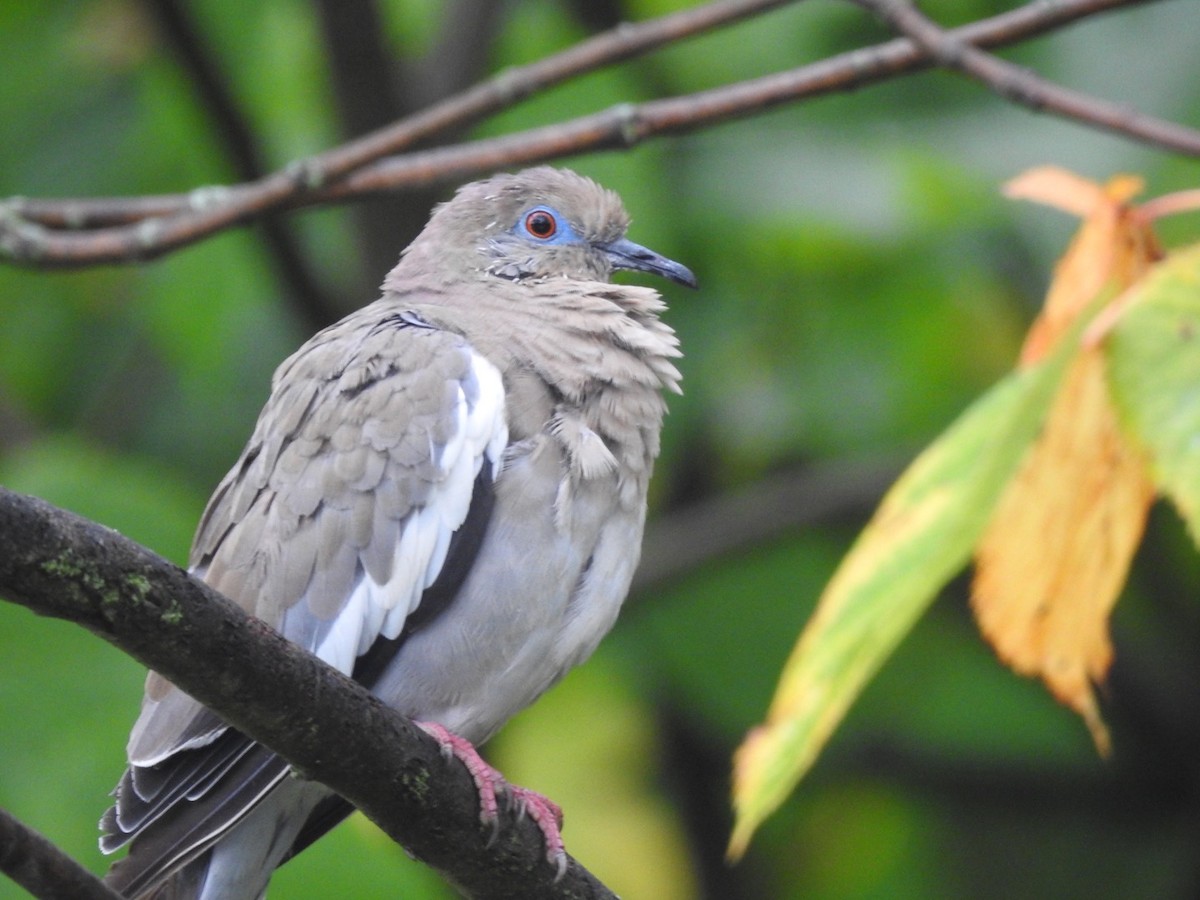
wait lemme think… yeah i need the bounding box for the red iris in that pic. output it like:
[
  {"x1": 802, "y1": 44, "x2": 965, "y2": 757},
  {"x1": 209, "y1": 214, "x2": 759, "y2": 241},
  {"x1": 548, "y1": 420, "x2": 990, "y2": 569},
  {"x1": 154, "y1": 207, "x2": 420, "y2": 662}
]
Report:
[{"x1": 525, "y1": 210, "x2": 557, "y2": 239}]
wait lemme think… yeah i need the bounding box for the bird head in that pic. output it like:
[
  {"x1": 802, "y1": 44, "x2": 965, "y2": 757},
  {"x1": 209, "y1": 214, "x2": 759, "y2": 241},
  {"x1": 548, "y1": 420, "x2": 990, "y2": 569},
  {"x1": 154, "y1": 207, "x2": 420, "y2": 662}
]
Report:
[{"x1": 403, "y1": 167, "x2": 697, "y2": 289}]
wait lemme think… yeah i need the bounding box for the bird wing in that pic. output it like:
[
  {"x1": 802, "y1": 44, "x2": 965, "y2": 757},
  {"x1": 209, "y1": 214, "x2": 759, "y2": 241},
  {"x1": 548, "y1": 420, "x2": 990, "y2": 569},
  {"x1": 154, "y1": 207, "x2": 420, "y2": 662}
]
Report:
[
  {"x1": 129, "y1": 307, "x2": 508, "y2": 763},
  {"x1": 101, "y1": 306, "x2": 508, "y2": 872}
]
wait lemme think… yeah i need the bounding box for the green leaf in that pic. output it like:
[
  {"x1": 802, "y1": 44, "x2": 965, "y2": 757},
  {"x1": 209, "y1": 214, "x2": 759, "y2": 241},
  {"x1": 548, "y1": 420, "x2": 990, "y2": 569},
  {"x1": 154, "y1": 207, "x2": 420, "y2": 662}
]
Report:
[
  {"x1": 729, "y1": 317, "x2": 1084, "y2": 858},
  {"x1": 1107, "y1": 244, "x2": 1200, "y2": 542}
]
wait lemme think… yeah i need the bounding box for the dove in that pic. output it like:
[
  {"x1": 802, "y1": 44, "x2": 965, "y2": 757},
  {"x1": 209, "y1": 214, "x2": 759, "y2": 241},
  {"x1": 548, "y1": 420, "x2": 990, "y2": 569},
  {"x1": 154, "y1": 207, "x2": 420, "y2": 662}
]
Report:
[{"x1": 100, "y1": 166, "x2": 695, "y2": 899}]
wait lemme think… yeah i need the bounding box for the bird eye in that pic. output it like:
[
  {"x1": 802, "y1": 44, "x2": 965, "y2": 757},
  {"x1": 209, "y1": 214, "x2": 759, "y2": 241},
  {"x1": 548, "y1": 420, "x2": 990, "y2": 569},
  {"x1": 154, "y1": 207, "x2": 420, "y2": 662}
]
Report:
[{"x1": 524, "y1": 209, "x2": 558, "y2": 239}]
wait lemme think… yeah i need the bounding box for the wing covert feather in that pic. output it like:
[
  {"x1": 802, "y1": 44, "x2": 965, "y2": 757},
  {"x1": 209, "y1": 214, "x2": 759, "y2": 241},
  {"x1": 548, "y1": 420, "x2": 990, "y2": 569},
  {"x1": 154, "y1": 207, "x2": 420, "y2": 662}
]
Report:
[{"x1": 127, "y1": 307, "x2": 508, "y2": 765}]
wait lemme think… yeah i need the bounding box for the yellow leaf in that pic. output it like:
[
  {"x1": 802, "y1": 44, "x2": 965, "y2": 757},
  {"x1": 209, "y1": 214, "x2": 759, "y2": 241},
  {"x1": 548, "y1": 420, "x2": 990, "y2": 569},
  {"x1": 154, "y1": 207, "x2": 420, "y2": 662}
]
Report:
[
  {"x1": 972, "y1": 168, "x2": 1163, "y2": 751},
  {"x1": 971, "y1": 348, "x2": 1154, "y2": 754},
  {"x1": 728, "y1": 168, "x2": 1173, "y2": 860},
  {"x1": 729, "y1": 326, "x2": 1082, "y2": 860},
  {"x1": 1005, "y1": 168, "x2": 1160, "y2": 364}
]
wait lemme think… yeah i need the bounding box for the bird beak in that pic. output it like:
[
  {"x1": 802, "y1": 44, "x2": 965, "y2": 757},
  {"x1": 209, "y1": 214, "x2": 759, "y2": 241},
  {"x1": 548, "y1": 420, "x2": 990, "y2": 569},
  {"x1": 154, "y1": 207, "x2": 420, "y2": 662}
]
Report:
[{"x1": 602, "y1": 238, "x2": 698, "y2": 289}]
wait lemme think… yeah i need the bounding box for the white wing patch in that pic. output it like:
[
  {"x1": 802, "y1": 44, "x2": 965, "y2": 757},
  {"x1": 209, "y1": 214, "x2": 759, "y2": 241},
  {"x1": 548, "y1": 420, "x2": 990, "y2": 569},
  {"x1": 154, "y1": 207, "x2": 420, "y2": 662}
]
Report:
[{"x1": 312, "y1": 349, "x2": 508, "y2": 675}]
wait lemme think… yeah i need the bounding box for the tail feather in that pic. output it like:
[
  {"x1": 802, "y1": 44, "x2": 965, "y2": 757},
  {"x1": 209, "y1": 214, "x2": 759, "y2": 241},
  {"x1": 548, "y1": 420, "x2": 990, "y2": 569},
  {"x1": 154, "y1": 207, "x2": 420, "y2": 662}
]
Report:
[
  {"x1": 105, "y1": 852, "x2": 210, "y2": 900},
  {"x1": 102, "y1": 744, "x2": 289, "y2": 899}
]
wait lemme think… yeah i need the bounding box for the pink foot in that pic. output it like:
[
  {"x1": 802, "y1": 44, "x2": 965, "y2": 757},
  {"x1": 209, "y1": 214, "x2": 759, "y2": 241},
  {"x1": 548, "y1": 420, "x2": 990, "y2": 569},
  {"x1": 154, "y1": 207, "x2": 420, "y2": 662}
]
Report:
[{"x1": 417, "y1": 721, "x2": 567, "y2": 877}]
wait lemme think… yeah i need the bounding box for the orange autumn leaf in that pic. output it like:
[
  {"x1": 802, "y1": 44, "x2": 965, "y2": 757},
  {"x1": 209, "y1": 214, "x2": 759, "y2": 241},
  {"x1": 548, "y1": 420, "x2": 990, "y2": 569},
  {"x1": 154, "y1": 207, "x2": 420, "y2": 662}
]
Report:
[
  {"x1": 972, "y1": 169, "x2": 1162, "y2": 751},
  {"x1": 972, "y1": 349, "x2": 1153, "y2": 752},
  {"x1": 1004, "y1": 167, "x2": 1160, "y2": 365},
  {"x1": 727, "y1": 169, "x2": 1196, "y2": 857},
  {"x1": 730, "y1": 336, "x2": 1079, "y2": 858}
]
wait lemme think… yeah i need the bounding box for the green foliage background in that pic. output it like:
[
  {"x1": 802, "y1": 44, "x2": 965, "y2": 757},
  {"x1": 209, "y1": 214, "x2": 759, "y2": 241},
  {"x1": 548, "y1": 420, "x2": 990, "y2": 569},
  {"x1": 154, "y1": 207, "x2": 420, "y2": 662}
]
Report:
[{"x1": 2, "y1": 1, "x2": 1199, "y2": 897}]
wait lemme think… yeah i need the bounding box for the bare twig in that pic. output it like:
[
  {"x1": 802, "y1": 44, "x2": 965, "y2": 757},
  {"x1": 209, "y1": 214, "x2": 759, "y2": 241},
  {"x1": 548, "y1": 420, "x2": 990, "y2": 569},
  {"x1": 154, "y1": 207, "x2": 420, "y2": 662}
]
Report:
[
  {"x1": 9, "y1": 0, "x2": 794, "y2": 232},
  {"x1": 2, "y1": 0, "x2": 1176, "y2": 270},
  {"x1": 849, "y1": 0, "x2": 1200, "y2": 155},
  {"x1": 1138, "y1": 187, "x2": 1200, "y2": 222},
  {"x1": 0, "y1": 808, "x2": 122, "y2": 900},
  {"x1": 0, "y1": 487, "x2": 615, "y2": 900},
  {"x1": 296, "y1": 0, "x2": 797, "y2": 181}
]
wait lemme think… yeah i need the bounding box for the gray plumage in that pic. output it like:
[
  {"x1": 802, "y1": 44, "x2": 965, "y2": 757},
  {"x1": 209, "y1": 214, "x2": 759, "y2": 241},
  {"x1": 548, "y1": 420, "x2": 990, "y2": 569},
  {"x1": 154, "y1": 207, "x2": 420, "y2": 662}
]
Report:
[{"x1": 100, "y1": 167, "x2": 694, "y2": 899}]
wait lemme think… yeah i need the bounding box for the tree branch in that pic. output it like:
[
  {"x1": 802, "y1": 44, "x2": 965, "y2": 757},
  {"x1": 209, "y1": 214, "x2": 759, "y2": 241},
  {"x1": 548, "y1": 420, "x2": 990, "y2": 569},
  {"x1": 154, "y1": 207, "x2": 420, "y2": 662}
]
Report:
[
  {"x1": 6, "y1": 0, "x2": 792, "y2": 232},
  {"x1": 0, "y1": 808, "x2": 122, "y2": 900},
  {"x1": 0, "y1": 487, "x2": 615, "y2": 900},
  {"x1": 0, "y1": 0, "x2": 1175, "y2": 269},
  {"x1": 849, "y1": 0, "x2": 1200, "y2": 156}
]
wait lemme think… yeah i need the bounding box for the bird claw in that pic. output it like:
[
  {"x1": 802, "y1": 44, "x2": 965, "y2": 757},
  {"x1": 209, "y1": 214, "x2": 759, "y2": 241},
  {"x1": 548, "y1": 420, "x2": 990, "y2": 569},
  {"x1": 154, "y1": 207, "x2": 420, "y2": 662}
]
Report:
[
  {"x1": 506, "y1": 785, "x2": 567, "y2": 878},
  {"x1": 417, "y1": 721, "x2": 568, "y2": 877}
]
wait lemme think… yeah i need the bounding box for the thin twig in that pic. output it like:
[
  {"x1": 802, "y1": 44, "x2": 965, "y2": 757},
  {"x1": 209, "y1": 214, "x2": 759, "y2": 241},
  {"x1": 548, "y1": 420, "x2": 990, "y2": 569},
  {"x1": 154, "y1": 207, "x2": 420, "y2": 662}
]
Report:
[
  {"x1": 0, "y1": 0, "x2": 1185, "y2": 269},
  {"x1": 849, "y1": 0, "x2": 1200, "y2": 155},
  {"x1": 307, "y1": 0, "x2": 797, "y2": 181},
  {"x1": 1138, "y1": 188, "x2": 1200, "y2": 222},
  {"x1": 10, "y1": 0, "x2": 794, "y2": 232}
]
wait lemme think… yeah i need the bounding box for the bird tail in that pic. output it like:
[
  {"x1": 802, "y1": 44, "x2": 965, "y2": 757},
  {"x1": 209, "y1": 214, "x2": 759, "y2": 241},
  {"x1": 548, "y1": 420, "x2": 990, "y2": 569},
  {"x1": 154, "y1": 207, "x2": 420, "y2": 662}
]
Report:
[{"x1": 104, "y1": 852, "x2": 211, "y2": 900}]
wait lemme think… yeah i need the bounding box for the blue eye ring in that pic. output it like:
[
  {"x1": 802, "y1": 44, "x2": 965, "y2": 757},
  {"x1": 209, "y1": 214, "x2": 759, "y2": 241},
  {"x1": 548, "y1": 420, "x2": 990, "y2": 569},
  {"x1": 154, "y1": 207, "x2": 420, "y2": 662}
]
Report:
[{"x1": 523, "y1": 208, "x2": 558, "y2": 240}]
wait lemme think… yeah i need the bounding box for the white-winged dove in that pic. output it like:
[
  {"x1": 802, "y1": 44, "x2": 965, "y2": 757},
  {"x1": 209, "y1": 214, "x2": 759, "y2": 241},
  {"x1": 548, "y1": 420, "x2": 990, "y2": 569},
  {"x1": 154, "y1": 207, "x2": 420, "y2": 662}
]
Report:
[{"x1": 100, "y1": 167, "x2": 695, "y2": 899}]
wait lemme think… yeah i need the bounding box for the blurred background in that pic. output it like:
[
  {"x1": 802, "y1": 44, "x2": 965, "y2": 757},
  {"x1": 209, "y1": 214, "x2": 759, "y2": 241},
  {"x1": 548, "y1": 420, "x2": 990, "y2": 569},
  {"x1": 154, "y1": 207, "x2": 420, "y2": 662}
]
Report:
[{"x1": 2, "y1": 1, "x2": 1199, "y2": 897}]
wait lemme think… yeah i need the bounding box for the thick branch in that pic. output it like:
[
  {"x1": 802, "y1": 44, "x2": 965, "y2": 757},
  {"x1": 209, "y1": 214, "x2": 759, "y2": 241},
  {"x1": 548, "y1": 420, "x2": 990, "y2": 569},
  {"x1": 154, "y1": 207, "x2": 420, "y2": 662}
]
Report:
[
  {"x1": 0, "y1": 0, "x2": 1174, "y2": 269},
  {"x1": 0, "y1": 808, "x2": 122, "y2": 900},
  {"x1": 0, "y1": 487, "x2": 615, "y2": 900}
]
